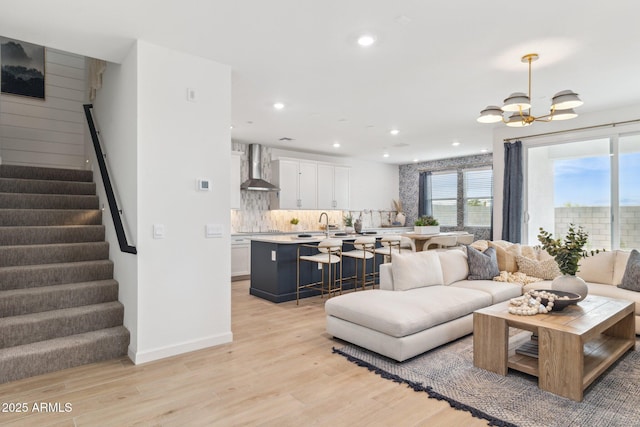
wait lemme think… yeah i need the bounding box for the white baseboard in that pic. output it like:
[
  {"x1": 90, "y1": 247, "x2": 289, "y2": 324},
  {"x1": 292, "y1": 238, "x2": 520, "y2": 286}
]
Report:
[{"x1": 130, "y1": 332, "x2": 233, "y2": 365}]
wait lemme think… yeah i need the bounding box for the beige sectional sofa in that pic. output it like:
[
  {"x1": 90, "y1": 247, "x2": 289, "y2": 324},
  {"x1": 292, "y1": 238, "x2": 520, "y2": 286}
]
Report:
[
  {"x1": 325, "y1": 244, "x2": 640, "y2": 362},
  {"x1": 325, "y1": 249, "x2": 522, "y2": 361}
]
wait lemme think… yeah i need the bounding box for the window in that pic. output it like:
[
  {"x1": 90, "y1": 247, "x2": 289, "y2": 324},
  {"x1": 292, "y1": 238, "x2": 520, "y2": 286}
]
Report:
[
  {"x1": 431, "y1": 172, "x2": 457, "y2": 226},
  {"x1": 420, "y1": 166, "x2": 493, "y2": 228},
  {"x1": 618, "y1": 134, "x2": 640, "y2": 249},
  {"x1": 464, "y1": 168, "x2": 493, "y2": 227},
  {"x1": 526, "y1": 132, "x2": 640, "y2": 250}
]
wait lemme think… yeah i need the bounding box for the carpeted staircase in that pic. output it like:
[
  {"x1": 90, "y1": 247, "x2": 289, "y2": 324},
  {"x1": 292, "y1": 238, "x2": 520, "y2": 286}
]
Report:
[{"x1": 0, "y1": 164, "x2": 130, "y2": 384}]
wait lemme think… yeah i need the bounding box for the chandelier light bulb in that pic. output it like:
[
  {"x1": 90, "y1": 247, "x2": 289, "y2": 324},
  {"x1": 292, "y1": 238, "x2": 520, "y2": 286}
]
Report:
[
  {"x1": 502, "y1": 92, "x2": 531, "y2": 112},
  {"x1": 477, "y1": 106, "x2": 503, "y2": 123},
  {"x1": 505, "y1": 112, "x2": 533, "y2": 128},
  {"x1": 551, "y1": 90, "x2": 583, "y2": 110},
  {"x1": 550, "y1": 108, "x2": 578, "y2": 121}
]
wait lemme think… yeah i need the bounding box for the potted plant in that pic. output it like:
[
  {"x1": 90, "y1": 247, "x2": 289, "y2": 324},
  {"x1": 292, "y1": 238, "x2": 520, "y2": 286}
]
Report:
[
  {"x1": 537, "y1": 224, "x2": 602, "y2": 301},
  {"x1": 414, "y1": 216, "x2": 440, "y2": 234},
  {"x1": 343, "y1": 213, "x2": 354, "y2": 233},
  {"x1": 290, "y1": 217, "x2": 300, "y2": 231}
]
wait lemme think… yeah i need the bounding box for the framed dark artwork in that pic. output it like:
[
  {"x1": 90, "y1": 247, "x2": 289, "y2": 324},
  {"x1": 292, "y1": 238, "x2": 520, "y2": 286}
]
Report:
[{"x1": 0, "y1": 37, "x2": 45, "y2": 99}]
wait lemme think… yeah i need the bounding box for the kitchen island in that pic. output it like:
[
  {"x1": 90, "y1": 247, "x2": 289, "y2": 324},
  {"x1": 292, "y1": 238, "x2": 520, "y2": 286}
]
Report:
[{"x1": 249, "y1": 229, "x2": 411, "y2": 302}]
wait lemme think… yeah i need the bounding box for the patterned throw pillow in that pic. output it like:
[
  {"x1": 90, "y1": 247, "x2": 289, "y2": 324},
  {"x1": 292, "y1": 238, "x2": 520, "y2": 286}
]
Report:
[
  {"x1": 515, "y1": 255, "x2": 561, "y2": 280},
  {"x1": 467, "y1": 246, "x2": 500, "y2": 280},
  {"x1": 618, "y1": 249, "x2": 640, "y2": 292}
]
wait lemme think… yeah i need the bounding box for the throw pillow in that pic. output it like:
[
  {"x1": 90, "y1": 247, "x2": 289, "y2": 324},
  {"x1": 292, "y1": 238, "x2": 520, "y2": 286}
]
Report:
[
  {"x1": 488, "y1": 241, "x2": 520, "y2": 272},
  {"x1": 470, "y1": 240, "x2": 489, "y2": 252},
  {"x1": 437, "y1": 249, "x2": 469, "y2": 285},
  {"x1": 618, "y1": 249, "x2": 640, "y2": 292},
  {"x1": 392, "y1": 251, "x2": 444, "y2": 291},
  {"x1": 467, "y1": 246, "x2": 500, "y2": 280},
  {"x1": 515, "y1": 255, "x2": 561, "y2": 280}
]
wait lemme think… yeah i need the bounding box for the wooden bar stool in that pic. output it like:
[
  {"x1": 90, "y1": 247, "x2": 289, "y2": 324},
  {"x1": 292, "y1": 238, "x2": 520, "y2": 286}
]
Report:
[
  {"x1": 341, "y1": 236, "x2": 376, "y2": 291},
  {"x1": 296, "y1": 239, "x2": 343, "y2": 305}
]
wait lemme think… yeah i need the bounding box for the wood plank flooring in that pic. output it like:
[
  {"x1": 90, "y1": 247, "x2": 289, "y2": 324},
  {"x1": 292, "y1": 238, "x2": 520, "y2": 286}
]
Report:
[{"x1": 0, "y1": 280, "x2": 489, "y2": 426}]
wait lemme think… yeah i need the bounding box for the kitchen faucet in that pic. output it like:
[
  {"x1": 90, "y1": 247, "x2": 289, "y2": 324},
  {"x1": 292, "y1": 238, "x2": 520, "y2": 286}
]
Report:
[{"x1": 319, "y1": 212, "x2": 329, "y2": 237}]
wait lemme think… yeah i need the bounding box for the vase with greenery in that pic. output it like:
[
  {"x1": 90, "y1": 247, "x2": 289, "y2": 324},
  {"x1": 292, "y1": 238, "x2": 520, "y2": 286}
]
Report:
[
  {"x1": 343, "y1": 214, "x2": 354, "y2": 233},
  {"x1": 414, "y1": 216, "x2": 439, "y2": 234},
  {"x1": 290, "y1": 217, "x2": 300, "y2": 231},
  {"x1": 537, "y1": 223, "x2": 602, "y2": 300}
]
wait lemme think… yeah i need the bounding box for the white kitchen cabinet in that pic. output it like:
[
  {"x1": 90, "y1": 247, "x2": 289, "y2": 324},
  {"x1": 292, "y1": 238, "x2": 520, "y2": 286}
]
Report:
[
  {"x1": 270, "y1": 159, "x2": 317, "y2": 209},
  {"x1": 231, "y1": 151, "x2": 242, "y2": 209},
  {"x1": 231, "y1": 236, "x2": 251, "y2": 277},
  {"x1": 317, "y1": 163, "x2": 350, "y2": 210}
]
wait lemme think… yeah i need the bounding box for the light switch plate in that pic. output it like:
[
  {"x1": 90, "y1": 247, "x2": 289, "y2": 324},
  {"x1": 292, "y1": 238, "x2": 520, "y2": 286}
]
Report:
[
  {"x1": 205, "y1": 223, "x2": 223, "y2": 238},
  {"x1": 153, "y1": 224, "x2": 165, "y2": 239}
]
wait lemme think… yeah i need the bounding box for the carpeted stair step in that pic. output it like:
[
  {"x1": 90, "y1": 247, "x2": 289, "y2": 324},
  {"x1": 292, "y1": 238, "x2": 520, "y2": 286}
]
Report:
[
  {"x1": 0, "y1": 193, "x2": 99, "y2": 210},
  {"x1": 0, "y1": 242, "x2": 109, "y2": 267},
  {"x1": 0, "y1": 225, "x2": 105, "y2": 246},
  {"x1": 0, "y1": 165, "x2": 93, "y2": 182},
  {"x1": 0, "y1": 280, "x2": 119, "y2": 318},
  {"x1": 0, "y1": 260, "x2": 114, "y2": 291},
  {"x1": 0, "y1": 301, "x2": 124, "y2": 349},
  {"x1": 0, "y1": 326, "x2": 129, "y2": 384},
  {"x1": 0, "y1": 177, "x2": 96, "y2": 195},
  {"x1": 0, "y1": 209, "x2": 101, "y2": 226}
]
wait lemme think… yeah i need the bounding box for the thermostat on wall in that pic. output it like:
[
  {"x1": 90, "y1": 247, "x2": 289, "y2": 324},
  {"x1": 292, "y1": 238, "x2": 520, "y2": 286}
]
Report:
[{"x1": 197, "y1": 178, "x2": 211, "y2": 191}]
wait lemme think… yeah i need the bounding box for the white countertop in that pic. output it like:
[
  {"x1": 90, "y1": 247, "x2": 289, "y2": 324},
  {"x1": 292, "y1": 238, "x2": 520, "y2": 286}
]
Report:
[
  {"x1": 248, "y1": 227, "x2": 413, "y2": 244},
  {"x1": 234, "y1": 227, "x2": 412, "y2": 240}
]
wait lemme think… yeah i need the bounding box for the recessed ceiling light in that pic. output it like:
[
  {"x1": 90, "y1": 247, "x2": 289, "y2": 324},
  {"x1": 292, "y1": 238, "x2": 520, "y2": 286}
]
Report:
[
  {"x1": 230, "y1": 125, "x2": 234, "y2": 130},
  {"x1": 383, "y1": 153, "x2": 390, "y2": 158},
  {"x1": 333, "y1": 142, "x2": 340, "y2": 148},
  {"x1": 413, "y1": 158, "x2": 419, "y2": 162},
  {"x1": 390, "y1": 129, "x2": 400, "y2": 135},
  {"x1": 357, "y1": 34, "x2": 376, "y2": 47},
  {"x1": 273, "y1": 102, "x2": 285, "y2": 110},
  {"x1": 480, "y1": 149, "x2": 489, "y2": 153},
  {"x1": 452, "y1": 141, "x2": 461, "y2": 146}
]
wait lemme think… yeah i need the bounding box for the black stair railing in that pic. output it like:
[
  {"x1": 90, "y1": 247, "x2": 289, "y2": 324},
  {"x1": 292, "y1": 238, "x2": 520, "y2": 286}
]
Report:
[{"x1": 83, "y1": 104, "x2": 137, "y2": 254}]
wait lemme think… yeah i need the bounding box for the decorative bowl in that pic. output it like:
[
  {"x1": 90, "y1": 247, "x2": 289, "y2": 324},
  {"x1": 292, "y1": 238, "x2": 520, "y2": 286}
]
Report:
[{"x1": 534, "y1": 290, "x2": 581, "y2": 311}]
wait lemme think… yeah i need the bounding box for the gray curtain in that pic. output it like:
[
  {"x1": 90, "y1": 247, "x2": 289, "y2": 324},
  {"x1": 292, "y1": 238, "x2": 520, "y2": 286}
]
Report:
[
  {"x1": 418, "y1": 171, "x2": 432, "y2": 217},
  {"x1": 501, "y1": 141, "x2": 523, "y2": 242}
]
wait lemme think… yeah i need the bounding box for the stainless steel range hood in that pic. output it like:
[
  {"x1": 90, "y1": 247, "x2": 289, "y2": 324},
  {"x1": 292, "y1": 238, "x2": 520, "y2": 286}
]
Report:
[{"x1": 240, "y1": 144, "x2": 279, "y2": 191}]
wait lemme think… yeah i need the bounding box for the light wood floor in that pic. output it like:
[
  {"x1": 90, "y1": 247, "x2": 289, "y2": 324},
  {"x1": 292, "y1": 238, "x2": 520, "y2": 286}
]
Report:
[{"x1": 0, "y1": 280, "x2": 489, "y2": 427}]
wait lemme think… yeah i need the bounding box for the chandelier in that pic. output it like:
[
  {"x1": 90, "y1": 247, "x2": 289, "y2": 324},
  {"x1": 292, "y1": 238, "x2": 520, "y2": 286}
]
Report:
[{"x1": 477, "y1": 53, "x2": 583, "y2": 127}]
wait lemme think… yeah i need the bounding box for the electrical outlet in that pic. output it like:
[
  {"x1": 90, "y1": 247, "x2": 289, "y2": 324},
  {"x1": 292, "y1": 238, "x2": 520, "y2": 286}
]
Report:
[{"x1": 271, "y1": 250, "x2": 276, "y2": 261}]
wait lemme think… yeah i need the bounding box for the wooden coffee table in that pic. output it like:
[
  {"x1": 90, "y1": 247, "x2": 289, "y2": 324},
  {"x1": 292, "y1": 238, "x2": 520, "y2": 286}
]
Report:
[{"x1": 473, "y1": 295, "x2": 635, "y2": 401}]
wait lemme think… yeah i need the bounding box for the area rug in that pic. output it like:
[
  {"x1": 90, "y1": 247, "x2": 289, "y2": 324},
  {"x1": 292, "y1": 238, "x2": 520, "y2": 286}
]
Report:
[{"x1": 333, "y1": 334, "x2": 640, "y2": 427}]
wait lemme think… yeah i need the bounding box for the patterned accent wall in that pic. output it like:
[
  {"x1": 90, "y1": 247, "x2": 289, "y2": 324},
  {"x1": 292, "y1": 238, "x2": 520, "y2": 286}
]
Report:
[{"x1": 399, "y1": 153, "x2": 493, "y2": 240}]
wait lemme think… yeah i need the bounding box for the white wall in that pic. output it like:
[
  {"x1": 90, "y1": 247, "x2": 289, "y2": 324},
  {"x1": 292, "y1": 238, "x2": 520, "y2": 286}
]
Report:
[
  {"x1": 134, "y1": 40, "x2": 232, "y2": 363},
  {"x1": 0, "y1": 47, "x2": 87, "y2": 168},
  {"x1": 271, "y1": 147, "x2": 399, "y2": 210},
  {"x1": 92, "y1": 44, "x2": 140, "y2": 358},
  {"x1": 92, "y1": 40, "x2": 232, "y2": 364},
  {"x1": 492, "y1": 104, "x2": 640, "y2": 241}
]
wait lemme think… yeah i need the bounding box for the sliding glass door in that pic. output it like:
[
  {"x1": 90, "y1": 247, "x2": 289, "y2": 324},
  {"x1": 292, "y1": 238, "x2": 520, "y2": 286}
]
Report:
[
  {"x1": 619, "y1": 134, "x2": 640, "y2": 249},
  {"x1": 526, "y1": 133, "x2": 640, "y2": 250}
]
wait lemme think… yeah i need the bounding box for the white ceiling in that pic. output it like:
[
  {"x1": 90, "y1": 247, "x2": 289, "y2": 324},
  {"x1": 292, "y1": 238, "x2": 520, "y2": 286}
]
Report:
[{"x1": 2, "y1": 1, "x2": 640, "y2": 164}]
